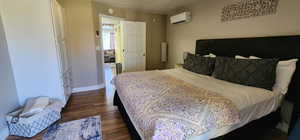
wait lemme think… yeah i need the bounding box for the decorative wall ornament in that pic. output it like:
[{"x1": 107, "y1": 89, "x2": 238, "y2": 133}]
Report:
[{"x1": 221, "y1": 0, "x2": 279, "y2": 22}]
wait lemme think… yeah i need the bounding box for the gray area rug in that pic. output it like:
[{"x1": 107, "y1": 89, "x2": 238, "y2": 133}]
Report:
[{"x1": 43, "y1": 116, "x2": 102, "y2": 140}]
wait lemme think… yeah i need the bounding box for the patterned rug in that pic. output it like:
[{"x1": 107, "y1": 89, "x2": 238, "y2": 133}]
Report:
[{"x1": 43, "y1": 116, "x2": 102, "y2": 140}]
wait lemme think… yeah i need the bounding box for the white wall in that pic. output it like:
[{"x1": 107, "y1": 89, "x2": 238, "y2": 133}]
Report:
[
  {"x1": 167, "y1": 0, "x2": 300, "y2": 67},
  {"x1": 0, "y1": 14, "x2": 19, "y2": 139},
  {"x1": 0, "y1": 0, "x2": 64, "y2": 104},
  {"x1": 63, "y1": 0, "x2": 99, "y2": 89}
]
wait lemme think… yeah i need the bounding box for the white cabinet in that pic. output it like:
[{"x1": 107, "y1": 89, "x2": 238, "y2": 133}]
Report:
[
  {"x1": 52, "y1": 0, "x2": 72, "y2": 101},
  {"x1": 0, "y1": 0, "x2": 72, "y2": 106}
]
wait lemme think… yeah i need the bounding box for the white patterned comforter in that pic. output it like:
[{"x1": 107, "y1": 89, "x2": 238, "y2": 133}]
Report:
[{"x1": 114, "y1": 70, "x2": 241, "y2": 140}]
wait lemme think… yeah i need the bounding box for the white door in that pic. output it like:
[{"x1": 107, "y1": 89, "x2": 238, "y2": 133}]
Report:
[{"x1": 121, "y1": 21, "x2": 146, "y2": 72}]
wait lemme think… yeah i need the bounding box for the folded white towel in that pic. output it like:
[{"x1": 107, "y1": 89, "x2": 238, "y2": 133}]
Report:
[{"x1": 20, "y1": 97, "x2": 50, "y2": 117}]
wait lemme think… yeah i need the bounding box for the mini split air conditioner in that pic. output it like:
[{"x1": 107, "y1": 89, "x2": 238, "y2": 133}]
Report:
[{"x1": 170, "y1": 12, "x2": 191, "y2": 24}]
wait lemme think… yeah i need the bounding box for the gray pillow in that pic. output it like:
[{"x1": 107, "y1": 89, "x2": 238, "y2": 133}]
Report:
[
  {"x1": 212, "y1": 57, "x2": 279, "y2": 90},
  {"x1": 183, "y1": 53, "x2": 215, "y2": 75}
]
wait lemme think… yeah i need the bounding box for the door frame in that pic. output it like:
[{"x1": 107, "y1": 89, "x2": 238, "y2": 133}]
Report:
[{"x1": 98, "y1": 14, "x2": 124, "y2": 85}]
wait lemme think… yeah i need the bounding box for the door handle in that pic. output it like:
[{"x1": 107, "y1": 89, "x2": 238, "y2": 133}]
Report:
[{"x1": 142, "y1": 53, "x2": 145, "y2": 56}]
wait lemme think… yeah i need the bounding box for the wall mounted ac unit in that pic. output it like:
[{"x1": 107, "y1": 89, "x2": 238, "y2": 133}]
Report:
[{"x1": 170, "y1": 12, "x2": 191, "y2": 24}]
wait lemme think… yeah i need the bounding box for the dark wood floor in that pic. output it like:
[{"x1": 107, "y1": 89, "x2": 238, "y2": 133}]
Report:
[
  {"x1": 7, "y1": 89, "x2": 288, "y2": 140},
  {"x1": 7, "y1": 89, "x2": 130, "y2": 140}
]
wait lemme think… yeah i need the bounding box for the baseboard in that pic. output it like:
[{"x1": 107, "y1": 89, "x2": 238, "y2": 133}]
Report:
[
  {"x1": 0, "y1": 127, "x2": 9, "y2": 140},
  {"x1": 72, "y1": 84, "x2": 105, "y2": 93}
]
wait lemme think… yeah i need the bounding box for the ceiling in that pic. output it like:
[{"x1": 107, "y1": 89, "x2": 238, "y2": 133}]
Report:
[{"x1": 93, "y1": 0, "x2": 199, "y2": 14}]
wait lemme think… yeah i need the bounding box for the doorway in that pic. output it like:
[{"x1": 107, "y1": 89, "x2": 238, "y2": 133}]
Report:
[
  {"x1": 99, "y1": 15, "x2": 147, "y2": 95},
  {"x1": 100, "y1": 15, "x2": 122, "y2": 95}
]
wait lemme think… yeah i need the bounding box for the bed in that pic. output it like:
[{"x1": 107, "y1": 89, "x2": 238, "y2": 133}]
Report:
[{"x1": 113, "y1": 36, "x2": 300, "y2": 140}]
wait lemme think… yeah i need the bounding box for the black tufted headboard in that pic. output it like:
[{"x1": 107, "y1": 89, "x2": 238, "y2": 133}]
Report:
[
  {"x1": 196, "y1": 36, "x2": 300, "y2": 102},
  {"x1": 195, "y1": 35, "x2": 300, "y2": 133}
]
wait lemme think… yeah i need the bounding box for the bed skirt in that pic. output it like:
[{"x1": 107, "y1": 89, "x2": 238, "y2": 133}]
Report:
[{"x1": 113, "y1": 91, "x2": 281, "y2": 140}]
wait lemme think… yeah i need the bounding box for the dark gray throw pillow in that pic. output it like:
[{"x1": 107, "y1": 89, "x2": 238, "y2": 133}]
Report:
[
  {"x1": 212, "y1": 57, "x2": 279, "y2": 90},
  {"x1": 183, "y1": 53, "x2": 215, "y2": 75}
]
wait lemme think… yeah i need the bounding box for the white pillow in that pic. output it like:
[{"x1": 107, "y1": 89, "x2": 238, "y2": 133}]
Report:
[
  {"x1": 235, "y1": 55, "x2": 248, "y2": 59},
  {"x1": 249, "y1": 56, "x2": 298, "y2": 95},
  {"x1": 204, "y1": 53, "x2": 216, "y2": 58},
  {"x1": 249, "y1": 56, "x2": 261, "y2": 59},
  {"x1": 209, "y1": 53, "x2": 216, "y2": 58},
  {"x1": 273, "y1": 59, "x2": 298, "y2": 95},
  {"x1": 20, "y1": 97, "x2": 50, "y2": 117}
]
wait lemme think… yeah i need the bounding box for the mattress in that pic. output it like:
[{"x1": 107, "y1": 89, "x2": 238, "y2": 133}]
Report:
[{"x1": 117, "y1": 68, "x2": 283, "y2": 140}]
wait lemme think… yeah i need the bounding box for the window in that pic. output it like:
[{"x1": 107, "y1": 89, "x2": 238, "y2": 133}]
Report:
[{"x1": 102, "y1": 24, "x2": 115, "y2": 50}]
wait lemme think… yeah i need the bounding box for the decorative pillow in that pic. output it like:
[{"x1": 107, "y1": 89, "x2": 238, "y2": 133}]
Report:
[
  {"x1": 183, "y1": 53, "x2": 215, "y2": 75},
  {"x1": 212, "y1": 57, "x2": 279, "y2": 90},
  {"x1": 249, "y1": 56, "x2": 298, "y2": 95}
]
